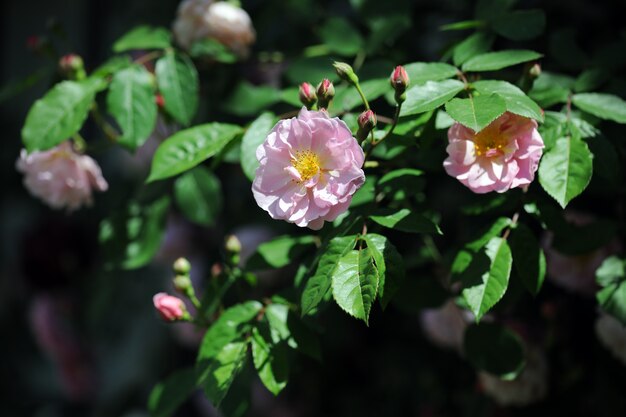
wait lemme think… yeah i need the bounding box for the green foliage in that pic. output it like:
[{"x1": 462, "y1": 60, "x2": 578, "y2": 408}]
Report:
[
  {"x1": 319, "y1": 17, "x2": 364, "y2": 56},
  {"x1": 362, "y1": 234, "x2": 405, "y2": 309},
  {"x1": 370, "y1": 208, "x2": 441, "y2": 234},
  {"x1": 99, "y1": 196, "x2": 170, "y2": 270},
  {"x1": 509, "y1": 224, "x2": 546, "y2": 296},
  {"x1": 462, "y1": 50, "x2": 542, "y2": 72},
  {"x1": 445, "y1": 94, "x2": 507, "y2": 132},
  {"x1": 596, "y1": 257, "x2": 626, "y2": 326},
  {"x1": 453, "y1": 32, "x2": 495, "y2": 66},
  {"x1": 106, "y1": 65, "x2": 157, "y2": 150},
  {"x1": 331, "y1": 248, "x2": 379, "y2": 324},
  {"x1": 148, "y1": 368, "x2": 197, "y2": 417},
  {"x1": 148, "y1": 123, "x2": 242, "y2": 182},
  {"x1": 247, "y1": 235, "x2": 316, "y2": 269},
  {"x1": 22, "y1": 78, "x2": 106, "y2": 151},
  {"x1": 402, "y1": 62, "x2": 459, "y2": 85},
  {"x1": 112, "y1": 25, "x2": 171, "y2": 52},
  {"x1": 251, "y1": 325, "x2": 289, "y2": 395},
  {"x1": 173, "y1": 166, "x2": 223, "y2": 226},
  {"x1": 572, "y1": 93, "x2": 626, "y2": 124},
  {"x1": 464, "y1": 323, "x2": 526, "y2": 379},
  {"x1": 240, "y1": 112, "x2": 276, "y2": 181},
  {"x1": 472, "y1": 80, "x2": 543, "y2": 121},
  {"x1": 538, "y1": 136, "x2": 593, "y2": 208},
  {"x1": 190, "y1": 38, "x2": 237, "y2": 63},
  {"x1": 400, "y1": 79, "x2": 465, "y2": 116},
  {"x1": 155, "y1": 52, "x2": 199, "y2": 125}
]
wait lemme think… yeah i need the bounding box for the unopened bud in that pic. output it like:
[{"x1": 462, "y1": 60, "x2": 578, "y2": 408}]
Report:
[
  {"x1": 153, "y1": 292, "x2": 188, "y2": 322},
  {"x1": 316, "y1": 78, "x2": 335, "y2": 109},
  {"x1": 529, "y1": 63, "x2": 541, "y2": 79},
  {"x1": 299, "y1": 82, "x2": 317, "y2": 109},
  {"x1": 58, "y1": 54, "x2": 85, "y2": 80},
  {"x1": 390, "y1": 65, "x2": 409, "y2": 104},
  {"x1": 225, "y1": 235, "x2": 242, "y2": 254},
  {"x1": 173, "y1": 257, "x2": 191, "y2": 275},
  {"x1": 173, "y1": 274, "x2": 192, "y2": 294},
  {"x1": 356, "y1": 110, "x2": 377, "y2": 142},
  {"x1": 155, "y1": 94, "x2": 165, "y2": 108},
  {"x1": 333, "y1": 61, "x2": 359, "y2": 85},
  {"x1": 211, "y1": 262, "x2": 224, "y2": 278}
]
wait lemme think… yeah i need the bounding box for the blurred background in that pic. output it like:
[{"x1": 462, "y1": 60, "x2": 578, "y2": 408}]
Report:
[{"x1": 1, "y1": 0, "x2": 625, "y2": 416}]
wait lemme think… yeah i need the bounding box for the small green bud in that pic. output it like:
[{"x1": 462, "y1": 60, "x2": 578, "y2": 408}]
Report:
[
  {"x1": 173, "y1": 257, "x2": 191, "y2": 275},
  {"x1": 173, "y1": 274, "x2": 192, "y2": 294},
  {"x1": 333, "y1": 61, "x2": 359, "y2": 85},
  {"x1": 225, "y1": 235, "x2": 242, "y2": 254}
]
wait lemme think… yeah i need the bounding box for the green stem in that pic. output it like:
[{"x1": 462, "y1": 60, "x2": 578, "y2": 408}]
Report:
[
  {"x1": 354, "y1": 82, "x2": 370, "y2": 110},
  {"x1": 72, "y1": 133, "x2": 87, "y2": 152},
  {"x1": 364, "y1": 103, "x2": 402, "y2": 161},
  {"x1": 90, "y1": 104, "x2": 119, "y2": 143}
]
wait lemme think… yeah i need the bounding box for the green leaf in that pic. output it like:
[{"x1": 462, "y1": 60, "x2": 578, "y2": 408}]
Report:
[
  {"x1": 461, "y1": 237, "x2": 512, "y2": 321},
  {"x1": 402, "y1": 62, "x2": 459, "y2": 85},
  {"x1": 331, "y1": 248, "x2": 379, "y2": 324},
  {"x1": 475, "y1": 0, "x2": 516, "y2": 21},
  {"x1": 464, "y1": 323, "x2": 526, "y2": 380},
  {"x1": 0, "y1": 67, "x2": 50, "y2": 105},
  {"x1": 596, "y1": 257, "x2": 625, "y2": 287},
  {"x1": 445, "y1": 94, "x2": 507, "y2": 132},
  {"x1": 148, "y1": 368, "x2": 197, "y2": 417},
  {"x1": 319, "y1": 17, "x2": 364, "y2": 56},
  {"x1": 492, "y1": 10, "x2": 546, "y2": 41},
  {"x1": 333, "y1": 79, "x2": 389, "y2": 112},
  {"x1": 106, "y1": 65, "x2": 157, "y2": 150},
  {"x1": 301, "y1": 235, "x2": 357, "y2": 315},
  {"x1": 453, "y1": 32, "x2": 495, "y2": 66},
  {"x1": 91, "y1": 56, "x2": 132, "y2": 79},
  {"x1": 246, "y1": 235, "x2": 316, "y2": 269},
  {"x1": 223, "y1": 82, "x2": 282, "y2": 117},
  {"x1": 263, "y1": 302, "x2": 321, "y2": 360},
  {"x1": 251, "y1": 325, "x2": 288, "y2": 395},
  {"x1": 362, "y1": 234, "x2": 405, "y2": 309},
  {"x1": 572, "y1": 93, "x2": 626, "y2": 124},
  {"x1": 155, "y1": 52, "x2": 198, "y2": 125},
  {"x1": 198, "y1": 301, "x2": 263, "y2": 360},
  {"x1": 573, "y1": 69, "x2": 610, "y2": 93},
  {"x1": 529, "y1": 72, "x2": 574, "y2": 108},
  {"x1": 509, "y1": 223, "x2": 546, "y2": 296},
  {"x1": 473, "y1": 80, "x2": 543, "y2": 121},
  {"x1": 440, "y1": 20, "x2": 484, "y2": 31},
  {"x1": 22, "y1": 78, "x2": 105, "y2": 151},
  {"x1": 189, "y1": 38, "x2": 237, "y2": 63},
  {"x1": 99, "y1": 196, "x2": 170, "y2": 270},
  {"x1": 462, "y1": 50, "x2": 543, "y2": 72},
  {"x1": 173, "y1": 166, "x2": 222, "y2": 226},
  {"x1": 240, "y1": 113, "x2": 276, "y2": 181},
  {"x1": 538, "y1": 136, "x2": 593, "y2": 208},
  {"x1": 370, "y1": 208, "x2": 442, "y2": 234},
  {"x1": 112, "y1": 25, "x2": 171, "y2": 52},
  {"x1": 197, "y1": 340, "x2": 248, "y2": 407},
  {"x1": 148, "y1": 123, "x2": 242, "y2": 182},
  {"x1": 400, "y1": 79, "x2": 465, "y2": 117}
]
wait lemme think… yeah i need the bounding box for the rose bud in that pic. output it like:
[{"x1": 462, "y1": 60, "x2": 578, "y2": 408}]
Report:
[
  {"x1": 356, "y1": 109, "x2": 377, "y2": 142},
  {"x1": 529, "y1": 63, "x2": 541, "y2": 79},
  {"x1": 173, "y1": 257, "x2": 191, "y2": 275},
  {"x1": 58, "y1": 54, "x2": 85, "y2": 80},
  {"x1": 390, "y1": 65, "x2": 410, "y2": 104},
  {"x1": 333, "y1": 61, "x2": 359, "y2": 85},
  {"x1": 155, "y1": 94, "x2": 165, "y2": 108},
  {"x1": 316, "y1": 78, "x2": 335, "y2": 109},
  {"x1": 153, "y1": 293, "x2": 187, "y2": 322},
  {"x1": 299, "y1": 82, "x2": 317, "y2": 109}
]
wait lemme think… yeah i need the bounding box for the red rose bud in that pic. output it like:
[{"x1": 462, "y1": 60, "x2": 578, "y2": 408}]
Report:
[
  {"x1": 356, "y1": 110, "x2": 377, "y2": 142},
  {"x1": 390, "y1": 65, "x2": 410, "y2": 92},
  {"x1": 316, "y1": 78, "x2": 335, "y2": 109},
  {"x1": 58, "y1": 54, "x2": 85, "y2": 80},
  {"x1": 299, "y1": 82, "x2": 317, "y2": 109},
  {"x1": 333, "y1": 61, "x2": 359, "y2": 85},
  {"x1": 155, "y1": 94, "x2": 165, "y2": 108},
  {"x1": 153, "y1": 293, "x2": 187, "y2": 322}
]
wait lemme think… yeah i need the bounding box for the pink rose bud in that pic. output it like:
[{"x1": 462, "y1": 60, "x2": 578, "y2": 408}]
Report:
[
  {"x1": 211, "y1": 262, "x2": 224, "y2": 278},
  {"x1": 443, "y1": 112, "x2": 544, "y2": 193},
  {"x1": 16, "y1": 141, "x2": 109, "y2": 211},
  {"x1": 390, "y1": 65, "x2": 410, "y2": 94},
  {"x1": 153, "y1": 292, "x2": 187, "y2": 322},
  {"x1": 252, "y1": 107, "x2": 365, "y2": 230},
  {"x1": 356, "y1": 109, "x2": 377, "y2": 142},
  {"x1": 298, "y1": 82, "x2": 317, "y2": 109},
  {"x1": 59, "y1": 54, "x2": 83, "y2": 72},
  {"x1": 316, "y1": 78, "x2": 335, "y2": 109}
]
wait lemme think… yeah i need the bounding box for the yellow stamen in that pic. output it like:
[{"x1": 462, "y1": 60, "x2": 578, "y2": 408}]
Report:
[
  {"x1": 473, "y1": 122, "x2": 510, "y2": 157},
  {"x1": 291, "y1": 150, "x2": 320, "y2": 182}
]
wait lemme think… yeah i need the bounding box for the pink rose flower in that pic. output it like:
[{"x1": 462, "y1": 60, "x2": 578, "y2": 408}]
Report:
[
  {"x1": 173, "y1": 0, "x2": 255, "y2": 57},
  {"x1": 153, "y1": 292, "x2": 187, "y2": 321},
  {"x1": 16, "y1": 141, "x2": 108, "y2": 211},
  {"x1": 443, "y1": 112, "x2": 544, "y2": 193},
  {"x1": 252, "y1": 107, "x2": 365, "y2": 230}
]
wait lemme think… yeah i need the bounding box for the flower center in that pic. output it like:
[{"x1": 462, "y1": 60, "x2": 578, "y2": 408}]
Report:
[
  {"x1": 473, "y1": 123, "x2": 509, "y2": 158},
  {"x1": 292, "y1": 150, "x2": 320, "y2": 182}
]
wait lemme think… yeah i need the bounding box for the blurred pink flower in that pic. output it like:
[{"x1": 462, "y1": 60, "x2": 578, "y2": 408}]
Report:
[
  {"x1": 444, "y1": 112, "x2": 544, "y2": 193},
  {"x1": 479, "y1": 347, "x2": 548, "y2": 406},
  {"x1": 16, "y1": 141, "x2": 108, "y2": 211},
  {"x1": 595, "y1": 312, "x2": 626, "y2": 366},
  {"x1": 420, "y1": 299, "x2": 473, "y2": 351},
  {"x1": 172, "y1": 0, "x2": 255, "y2": 57},
  {"x1": 153, "y1": 293, "x2": 186, "y2": 321},
  {"x1": 252, "y1": 107, "x2": 365, "y2": 230}
]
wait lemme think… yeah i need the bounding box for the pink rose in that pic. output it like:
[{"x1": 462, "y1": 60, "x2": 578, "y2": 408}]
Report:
[
  {"x1": 16, "y1": 141, "x2": 108, "y2": 211},
  {"x1": 252, "y1": 107, "x2": 365, "y2": 230},
  {"x1": 443, "y1": 112, "x2": 544, "y2": 193},
  {"x1": 153, "y1": 292, "x2": 187, "y2": 321},
  {"x1": 172, "y1": 0, "x2": 255, "y2": 57}
]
